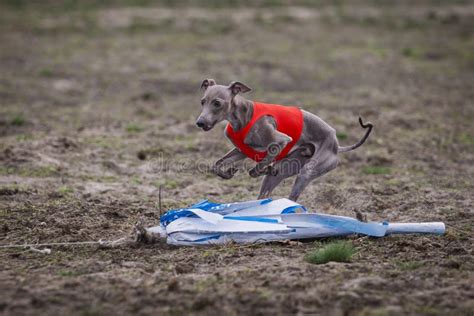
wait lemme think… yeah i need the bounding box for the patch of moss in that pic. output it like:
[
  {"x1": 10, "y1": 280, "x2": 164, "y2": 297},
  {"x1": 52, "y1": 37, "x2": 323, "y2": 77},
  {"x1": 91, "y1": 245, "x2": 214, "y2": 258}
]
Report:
[
  {"x1": 385, "y1": 178, "x2": 401, "y2": 185},
  {"x1": 58, "y1": 269, "x2": 80, "y2": 277},
  {"x1": 394, "y1": 260, "x2": 424, "y2": 271},
  {"x1": 195, "y1": 277, "x2": 218, "y2": 291},
  {"x1": 80, "y1": 307, "x2": 102, "y2": 316},
  {"x1": 413, "y1": 305, "x2": 441, "y2": 315},
  {"x1": 0, "y1": 184, "x2": 31, "y2": 196},
  {"x1": 57, "y1": 186, "x2": 73, "y2": 195},
  {"x1": 15, "y1": 134, "x2": 33, "y2": 142},
  {"x1": 131, "y1": 176, "x2": 142, "y2": 185},
  {"x1": 362, "y1": 166, "x2": 391, "y2": 175},
  {"x1": 83, "y1": 136, "x2": 123, "y2": 149},
  {"x1": 38, "y1": 68, "x2": 54, "y2": 77},
  {"x1": 305, "y1": 241, "x2": 356, "y2": 265},
  {"x1": 445, "y1": 229, "x2": 468, "y2": 242},
  {"x1": 359, "y1": 306, "x2": 399, "y2": 316},
  {"x1": 336, "y1": 132, "x2": 348, "y2": 141},
  {"x1": 11, "y1": 115, "x2": 25, "y2": 126},
  {"x1": 256, "y1": 287, "x2": 272, "y2": 300},
  {"x1": 458, "y1": 133, "x2": 474, "y2": 145},
  {"x1": 0, "y1": 166, "x2": 59, "y2": 177},
  {"x1": 125, "y1": 123, "x2": 144, "y2": 133},
  {"x1": 402, "y1": 47, "x2": 422, "y2": 58}
]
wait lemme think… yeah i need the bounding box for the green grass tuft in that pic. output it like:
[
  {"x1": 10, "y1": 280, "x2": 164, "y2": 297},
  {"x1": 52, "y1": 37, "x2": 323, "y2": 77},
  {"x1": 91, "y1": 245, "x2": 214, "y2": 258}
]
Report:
[
  {"x1": 15, "y1": 134, "x2": 32, "y2": 142},
  {"x1": 0, "y1": 166, "x2": 59, "y2": 177},
  {"x1": 57, "y1": 186, "x2": 73, "y2": 195},
  {"x1": 11, "y1": 115, "x2": 25, "y2": 126},
  {"x1": 362, "y1": 166, "x2": 391, "y2": 175},
  {"x1": 458, "y1": 133, "x2": 474, "y2": 145},
  {"x1": 336, "y1": 132, "x2": 348, "y2": 141},
  {"x1": 402, "y1": 47, "x2": 422, "y2": 58},
  {"x1": 38, "y1": 68, "x2": 54, "y2": 77},
  {"x1": 304, "y1": 241, "x2": 356, "y2": 265},
  {"x1": 58, "y1": 269, "x2": 80, "y2": 277},
  {"x1": 394, "y1": 260, "x2": 424, "y2": 271},
  {"x1": 125, "y1": 123, "x2": 144, "y2": 133}
]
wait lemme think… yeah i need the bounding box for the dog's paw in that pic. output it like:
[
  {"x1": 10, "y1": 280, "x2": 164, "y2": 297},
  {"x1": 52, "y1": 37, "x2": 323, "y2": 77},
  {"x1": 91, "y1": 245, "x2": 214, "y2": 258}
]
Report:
[
  {"x1": 225, "y1": 167, "x2": 238, "y2": 178},
  {"x1": 217, "y1": 172, "x2": 233, "y2": 180},
  {"x1": 248, "y1": 167, "x2": 261, "y2": 178},
  {"x1": 213, "y1": 166, "x2": 237, "y2": 179}
]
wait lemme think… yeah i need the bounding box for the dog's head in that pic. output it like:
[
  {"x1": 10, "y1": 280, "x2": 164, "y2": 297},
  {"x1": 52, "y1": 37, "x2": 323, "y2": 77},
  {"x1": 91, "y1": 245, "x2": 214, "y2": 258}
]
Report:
[{"x1": 195, "y1": 79, "x2": 251, "y2": 131}]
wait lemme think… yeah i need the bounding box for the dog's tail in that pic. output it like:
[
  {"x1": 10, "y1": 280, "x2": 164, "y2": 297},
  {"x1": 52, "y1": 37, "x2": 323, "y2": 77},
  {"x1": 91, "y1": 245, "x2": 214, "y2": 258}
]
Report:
[{"x1": 338, "y1": 117, "x2": 373, "y2": 153}]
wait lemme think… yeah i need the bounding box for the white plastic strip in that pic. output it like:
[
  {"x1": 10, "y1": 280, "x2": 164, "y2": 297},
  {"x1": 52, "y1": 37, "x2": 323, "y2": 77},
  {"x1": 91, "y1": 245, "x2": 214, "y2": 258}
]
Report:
[
  {"x1": 386, "y1": 222, "x2": 445, "y2": 235},
  {"x1": 165, "y1": 217, "x2": 292, "y2": 234}
]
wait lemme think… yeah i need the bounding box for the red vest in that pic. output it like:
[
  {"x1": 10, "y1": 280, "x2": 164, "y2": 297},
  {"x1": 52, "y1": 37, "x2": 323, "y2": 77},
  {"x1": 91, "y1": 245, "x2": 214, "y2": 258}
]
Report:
[{"x1": 225, "y1": 102, "x2": 303, "y2": 162}]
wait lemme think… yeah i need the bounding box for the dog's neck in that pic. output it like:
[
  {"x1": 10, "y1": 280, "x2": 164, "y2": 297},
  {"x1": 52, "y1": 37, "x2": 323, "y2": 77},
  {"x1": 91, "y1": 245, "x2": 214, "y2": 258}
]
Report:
[{"x1": 227, "y1": 95, "x2": 254, "y2": 131}]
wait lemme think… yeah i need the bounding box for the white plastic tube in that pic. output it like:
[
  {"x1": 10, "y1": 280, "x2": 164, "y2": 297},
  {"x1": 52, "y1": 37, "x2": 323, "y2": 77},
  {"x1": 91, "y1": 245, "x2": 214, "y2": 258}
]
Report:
[{"x1": 386, "y1": 222, "x2": 445, "y2": 235}]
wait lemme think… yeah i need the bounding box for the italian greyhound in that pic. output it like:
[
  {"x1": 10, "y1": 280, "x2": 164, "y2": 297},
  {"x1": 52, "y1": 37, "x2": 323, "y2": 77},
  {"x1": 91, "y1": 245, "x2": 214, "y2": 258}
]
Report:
[{"x1": 196, "y1": 79, "x2": 373, "y2": 201}]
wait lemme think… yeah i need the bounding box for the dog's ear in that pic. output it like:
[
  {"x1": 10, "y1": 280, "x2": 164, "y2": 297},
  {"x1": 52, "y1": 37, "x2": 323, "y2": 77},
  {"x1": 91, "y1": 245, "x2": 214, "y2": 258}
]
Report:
[
  {"x1": 200, "y1": 79, "x2": 216, "y2": 90},
  {"x1": 229, "y1": 81, "x2": 251, "y2": 96}
]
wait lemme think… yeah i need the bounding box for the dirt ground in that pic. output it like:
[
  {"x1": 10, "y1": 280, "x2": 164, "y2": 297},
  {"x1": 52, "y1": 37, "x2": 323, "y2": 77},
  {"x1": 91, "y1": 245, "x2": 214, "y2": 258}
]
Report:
[{"x1": 1, "y1": 1, "x2": 473, "y2": 315}]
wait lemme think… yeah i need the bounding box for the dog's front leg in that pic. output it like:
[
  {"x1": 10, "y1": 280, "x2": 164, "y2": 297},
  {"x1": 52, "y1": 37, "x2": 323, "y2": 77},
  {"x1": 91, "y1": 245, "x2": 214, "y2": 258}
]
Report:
[{"x1": 212, "y1": 148, "x2": 246, "y2": 179}]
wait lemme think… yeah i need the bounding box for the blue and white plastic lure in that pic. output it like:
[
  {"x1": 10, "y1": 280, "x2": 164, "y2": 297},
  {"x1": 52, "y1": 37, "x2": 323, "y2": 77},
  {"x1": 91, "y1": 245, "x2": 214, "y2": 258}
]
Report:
[{"x1": 147, "y1": 198, "x2": 445, "y2": 246}]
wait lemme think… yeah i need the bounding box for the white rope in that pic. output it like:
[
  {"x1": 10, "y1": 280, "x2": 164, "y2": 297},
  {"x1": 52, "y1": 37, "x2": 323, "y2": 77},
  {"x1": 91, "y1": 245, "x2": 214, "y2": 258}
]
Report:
[
  {"x1": 0, "y1": 219, "x2": 151, "y2": 250},
  {"x1": 0, "y1": 238, "x2": 127, "y2": 249}
]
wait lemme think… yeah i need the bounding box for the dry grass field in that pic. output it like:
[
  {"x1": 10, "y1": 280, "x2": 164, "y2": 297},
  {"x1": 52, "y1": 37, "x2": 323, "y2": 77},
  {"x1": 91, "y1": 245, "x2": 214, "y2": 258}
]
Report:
[{"x1": 1, "y1": 1, "x2": 473, "y2": 315}]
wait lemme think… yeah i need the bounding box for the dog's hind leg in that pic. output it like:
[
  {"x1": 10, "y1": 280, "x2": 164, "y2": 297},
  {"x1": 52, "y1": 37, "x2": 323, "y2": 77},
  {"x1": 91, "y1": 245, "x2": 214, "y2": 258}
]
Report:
[
  {"x1": 288, "y1": 141, "x2": 339, "y2": 202},
  {"x1": 258, "y1": 146, "x2": 312, "y2": 199},
  {"x1": 258, "y1": 174, "x2": 286, "y2": 199}
]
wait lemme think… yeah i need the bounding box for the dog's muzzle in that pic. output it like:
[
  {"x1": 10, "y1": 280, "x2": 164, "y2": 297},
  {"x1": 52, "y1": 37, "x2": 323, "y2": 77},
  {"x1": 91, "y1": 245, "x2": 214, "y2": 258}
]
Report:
[{"x1": 196, "y1": 119, "x2": 215, "y2": 131}]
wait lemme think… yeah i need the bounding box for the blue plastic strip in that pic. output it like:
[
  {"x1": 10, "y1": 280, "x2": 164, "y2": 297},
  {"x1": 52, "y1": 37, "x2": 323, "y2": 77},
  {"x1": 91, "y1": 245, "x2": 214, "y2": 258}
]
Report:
[
  {"x1": 311, "y1": 214, "x2": 387, "y2": 237},
  {"x1": 281, "y1": 205, "x2": 307, "y2": 214},
  {"x1": 160, "y1": 209, "x2": 196, "y2": 227},
  {"x1": 223, "y1": 216, "x2": 279, "y2": 223},
  {"x1": 161, "y1": 200, "x2": 225, "y2": 227},
  {"x1": 190, "y1": 200, "x2": 222, "y2": 211}
]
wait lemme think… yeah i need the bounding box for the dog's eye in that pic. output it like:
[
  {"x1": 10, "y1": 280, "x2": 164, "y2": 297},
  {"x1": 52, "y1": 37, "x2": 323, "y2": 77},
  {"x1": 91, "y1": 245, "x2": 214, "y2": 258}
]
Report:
[
  {"x1": 214, "y1": 100, "x2": 221, "y2": 107},
  {"x1": 201, "y1": 99, "x2": 205, "y2": 106}
]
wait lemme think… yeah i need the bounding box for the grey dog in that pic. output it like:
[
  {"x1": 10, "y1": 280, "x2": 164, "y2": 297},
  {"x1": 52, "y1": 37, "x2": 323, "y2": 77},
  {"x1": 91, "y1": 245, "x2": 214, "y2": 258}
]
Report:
[{"x1": 196, "y1": 79, "x2": 373, "y2": 201}]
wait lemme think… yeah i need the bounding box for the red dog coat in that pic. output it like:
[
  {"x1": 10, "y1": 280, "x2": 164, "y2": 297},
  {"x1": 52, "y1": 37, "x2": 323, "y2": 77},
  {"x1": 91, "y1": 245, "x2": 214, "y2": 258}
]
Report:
[{"x1": 225, "y1": 102, "x2": 303, "y2": 162}]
